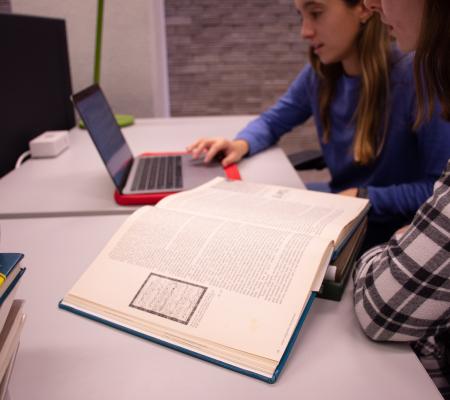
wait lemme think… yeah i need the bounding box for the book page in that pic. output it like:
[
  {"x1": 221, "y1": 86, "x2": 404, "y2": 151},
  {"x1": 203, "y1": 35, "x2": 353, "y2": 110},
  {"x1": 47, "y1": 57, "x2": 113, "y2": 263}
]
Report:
[
  {"x1": 158, "y1": 177, "x2": 369, "y2": 246},
  {"x1": 65, "y1": 206, "x2": 332, "y2": 362}
]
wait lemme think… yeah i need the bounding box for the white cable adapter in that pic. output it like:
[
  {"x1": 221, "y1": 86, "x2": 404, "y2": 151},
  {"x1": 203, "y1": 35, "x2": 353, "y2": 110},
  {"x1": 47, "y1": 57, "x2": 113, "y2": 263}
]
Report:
[{"x1": 29, "y1": 130, "x2": 70, "y2": 158}]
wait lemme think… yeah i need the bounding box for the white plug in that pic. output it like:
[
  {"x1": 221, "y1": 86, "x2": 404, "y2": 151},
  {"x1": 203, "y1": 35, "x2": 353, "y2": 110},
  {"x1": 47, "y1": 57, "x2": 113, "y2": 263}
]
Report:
[{"x1": 29, "y1": 130, "x2": 70, "y2": 158}]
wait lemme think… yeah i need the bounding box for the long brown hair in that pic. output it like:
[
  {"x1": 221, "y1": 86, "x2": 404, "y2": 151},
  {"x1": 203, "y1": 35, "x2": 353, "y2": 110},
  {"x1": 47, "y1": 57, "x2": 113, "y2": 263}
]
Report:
[
  {"x1": 310, "y1": 1, "x2": 390, "y2": 165},
  {"x1": 414, "y1": 0, "x2": 450, "y2": 125}
]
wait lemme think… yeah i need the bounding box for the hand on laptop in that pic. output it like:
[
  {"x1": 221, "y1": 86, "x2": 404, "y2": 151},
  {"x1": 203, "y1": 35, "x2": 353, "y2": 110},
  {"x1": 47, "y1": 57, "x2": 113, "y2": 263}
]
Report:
[{"x1": 186, "y1": 138, "x2": 249, "y2": 167}]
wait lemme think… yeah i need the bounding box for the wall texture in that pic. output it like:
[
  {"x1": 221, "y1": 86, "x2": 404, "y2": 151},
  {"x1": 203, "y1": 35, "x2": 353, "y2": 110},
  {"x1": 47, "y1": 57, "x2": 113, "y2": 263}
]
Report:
[{"x1": 165, "y1": 0, "x2": 309, "y2": 116}]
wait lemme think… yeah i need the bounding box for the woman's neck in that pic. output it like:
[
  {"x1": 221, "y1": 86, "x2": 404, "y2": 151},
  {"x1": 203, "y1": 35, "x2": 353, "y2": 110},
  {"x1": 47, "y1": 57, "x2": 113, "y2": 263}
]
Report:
[{"x1": 341, "y1": 47, "x2": 362, "y2": 76}]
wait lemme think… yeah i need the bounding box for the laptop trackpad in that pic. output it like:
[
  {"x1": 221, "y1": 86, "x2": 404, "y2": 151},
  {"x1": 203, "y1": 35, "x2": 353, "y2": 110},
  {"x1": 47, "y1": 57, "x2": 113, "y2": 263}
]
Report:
[{"x1": 182, "y1": 155, "x2": 226, "y2": 190}]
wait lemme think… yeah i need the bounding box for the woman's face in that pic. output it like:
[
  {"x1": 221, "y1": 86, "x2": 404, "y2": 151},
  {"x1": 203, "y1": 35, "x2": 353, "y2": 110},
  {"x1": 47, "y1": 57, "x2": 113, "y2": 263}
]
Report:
[
  {"x1": 364, "y1": 0, "x2": 424, "y2": 52},
  {"x1": 295, "y1": 0, "x2": 370, "y2": 66}
]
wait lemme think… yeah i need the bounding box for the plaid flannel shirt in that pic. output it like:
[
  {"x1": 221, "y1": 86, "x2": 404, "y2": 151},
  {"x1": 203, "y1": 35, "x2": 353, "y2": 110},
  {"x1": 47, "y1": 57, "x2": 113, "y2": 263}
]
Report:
[{"x1": 354, "y1": 160, "x2": 450, "y2": 399}]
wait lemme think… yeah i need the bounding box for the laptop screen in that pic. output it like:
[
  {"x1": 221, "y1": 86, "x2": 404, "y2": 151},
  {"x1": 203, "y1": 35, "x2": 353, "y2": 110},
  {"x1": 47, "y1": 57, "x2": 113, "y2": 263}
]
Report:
[{"x1": 72, "y1": 85, "x2": 133, "y2": 191}]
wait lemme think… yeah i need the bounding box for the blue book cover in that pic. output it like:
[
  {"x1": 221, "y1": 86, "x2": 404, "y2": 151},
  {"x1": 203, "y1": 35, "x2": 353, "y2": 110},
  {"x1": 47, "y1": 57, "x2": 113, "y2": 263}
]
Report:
[
  {"x1": 0, "y1": 269, "x2": 25, "y2": 306},
  {"x1": 59, "y1": 293, "x2": 316, "y2": 383},
  {"x1": 0, "y1": 253, "x2": 24, "y2": 286}
]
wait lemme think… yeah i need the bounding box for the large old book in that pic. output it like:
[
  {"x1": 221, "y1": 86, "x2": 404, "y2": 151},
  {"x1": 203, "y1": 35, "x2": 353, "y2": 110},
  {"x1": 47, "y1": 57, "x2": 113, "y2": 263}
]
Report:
[{"x1": 60, "y1": 178, "x2": 369, "y2": 383}]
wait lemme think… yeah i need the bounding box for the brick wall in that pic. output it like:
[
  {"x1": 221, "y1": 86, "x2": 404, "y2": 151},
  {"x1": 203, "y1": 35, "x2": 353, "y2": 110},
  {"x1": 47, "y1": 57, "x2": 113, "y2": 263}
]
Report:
[
  {"x1": 0, "y1": 0, "x2": 11, "y2": 13},
  {"x1": 165, "y1": 0, "x2": 309, "y2": 116}
]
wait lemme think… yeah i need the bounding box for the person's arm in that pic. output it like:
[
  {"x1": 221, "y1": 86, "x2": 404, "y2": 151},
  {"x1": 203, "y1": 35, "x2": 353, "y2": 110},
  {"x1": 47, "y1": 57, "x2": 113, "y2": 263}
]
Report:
[
  {"x1": 353, "y1": 161, "x2": 450, "y2": 342},
  {"x1": 367, "y1": 101, "x2": 450, "y2": 219},
  {"x1": 186, "y1": 65, "x2": 316, "y2": 165},
  {"x1": 235, "y1": 64, "x2": 315, "y2": 156}
]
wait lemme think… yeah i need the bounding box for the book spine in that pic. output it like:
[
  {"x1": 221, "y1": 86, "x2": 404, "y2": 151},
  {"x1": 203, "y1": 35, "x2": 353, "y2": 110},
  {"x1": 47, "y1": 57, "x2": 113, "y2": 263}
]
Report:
[{"x1": 0, "y1": 269, "x2": 26, "y2": 305}]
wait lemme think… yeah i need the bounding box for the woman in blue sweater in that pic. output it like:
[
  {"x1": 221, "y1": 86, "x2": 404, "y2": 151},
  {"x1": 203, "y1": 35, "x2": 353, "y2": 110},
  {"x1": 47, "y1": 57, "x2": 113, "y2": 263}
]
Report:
[{"x1": 187, "y1": 0, "x2": 450, "y2": 245}]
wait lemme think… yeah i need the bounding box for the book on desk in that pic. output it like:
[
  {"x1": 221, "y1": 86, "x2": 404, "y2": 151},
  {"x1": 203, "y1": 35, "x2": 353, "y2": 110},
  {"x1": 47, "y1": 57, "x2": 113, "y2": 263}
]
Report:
[
  {"x1": 319, "y1": 217, "x2": 368, "y2": 301},
  {"x1": 0, "y1": 253, "x2": 26, "y2": 335},
  {"x1": 0, "y1": 253, "x2": 26, "y2": 399},
  {"x1": 0, "y1": 300, "x2": 25, "y2": 391},
  {"x1": 59, "y1": 177, "x2": 369, "y2": 383}
]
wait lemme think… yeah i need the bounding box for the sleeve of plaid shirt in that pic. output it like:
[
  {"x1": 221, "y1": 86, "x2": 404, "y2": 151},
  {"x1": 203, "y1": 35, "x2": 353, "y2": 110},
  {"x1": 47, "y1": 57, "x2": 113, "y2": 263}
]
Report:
[
  {"x1": 354, "y1": 160, "x2": 450, "y2": 340},
  {"x1": 353, "y1": 160, "x2": 450, "y2": 397}
]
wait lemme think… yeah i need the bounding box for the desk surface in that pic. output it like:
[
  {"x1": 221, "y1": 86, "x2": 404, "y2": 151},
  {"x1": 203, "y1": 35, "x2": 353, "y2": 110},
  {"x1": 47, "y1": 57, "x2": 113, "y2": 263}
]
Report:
[
  {"x1": 0, "y1": 116, "x2": 303, "y2": 219},
  {"x1": 2, "y1": 215, "x2": 441, "y2": 400}
]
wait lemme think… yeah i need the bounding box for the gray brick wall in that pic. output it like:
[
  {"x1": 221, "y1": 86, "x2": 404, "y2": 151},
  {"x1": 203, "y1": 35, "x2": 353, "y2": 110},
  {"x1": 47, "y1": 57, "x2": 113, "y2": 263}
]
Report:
[
  {"x1": 0, "y1": 0, "x2": 11, "y2": 13},
  {"x1": 165, "y1": 0, "x2": 309, "y2": 116}
]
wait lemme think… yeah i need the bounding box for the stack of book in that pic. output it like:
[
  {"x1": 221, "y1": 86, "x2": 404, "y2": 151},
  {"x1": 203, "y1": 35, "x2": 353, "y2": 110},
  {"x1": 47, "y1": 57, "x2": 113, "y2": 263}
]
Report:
[
  {"x1": 318, "y1": 216, "x2": 367, "y2": 301},
  {"x1": 60, "y1": 177, "x2": 369, "y2": 383},
  {"x1": 0, "y1": 253, "x2": 26, "y2": 399}
]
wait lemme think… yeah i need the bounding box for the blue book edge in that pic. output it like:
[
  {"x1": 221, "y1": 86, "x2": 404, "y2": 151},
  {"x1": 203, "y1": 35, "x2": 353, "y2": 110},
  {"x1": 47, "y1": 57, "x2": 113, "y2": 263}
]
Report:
[
  {"x1": 0, "y1": 253, "x2": 24, "y2": 277},
  {"x1": 58, "y1": 292, "x2": 316, "y2": 383},
  {"x1": 0, "y1": 268, "x2": 26, "y2": 306}
]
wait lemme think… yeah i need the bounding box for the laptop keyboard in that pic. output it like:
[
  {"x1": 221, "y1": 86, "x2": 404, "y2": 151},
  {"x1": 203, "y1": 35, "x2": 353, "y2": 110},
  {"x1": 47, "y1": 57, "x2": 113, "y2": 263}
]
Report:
[{"x1": 131, "y1": 156, "x2": 183, "y2": 192}]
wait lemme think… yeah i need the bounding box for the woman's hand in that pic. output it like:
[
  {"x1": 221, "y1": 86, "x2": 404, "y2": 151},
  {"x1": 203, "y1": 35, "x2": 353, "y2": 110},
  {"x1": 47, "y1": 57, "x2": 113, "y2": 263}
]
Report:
[
  {"x1": 186, "y1": 138, "x2": 249, "y2": 167},
  {"x1": 339, "y1": 187, "x2": 358, "y2": 197},
  {"x1": 394, "y1": 225, "x2": 410, "y2": 240}
]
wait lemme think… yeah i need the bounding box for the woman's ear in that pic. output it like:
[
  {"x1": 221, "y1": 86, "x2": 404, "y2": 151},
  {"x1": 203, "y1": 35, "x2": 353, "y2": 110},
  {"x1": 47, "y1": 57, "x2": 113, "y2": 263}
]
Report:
[{"x1": 359, "y1": 4, "x2": 373, "y2": 24}]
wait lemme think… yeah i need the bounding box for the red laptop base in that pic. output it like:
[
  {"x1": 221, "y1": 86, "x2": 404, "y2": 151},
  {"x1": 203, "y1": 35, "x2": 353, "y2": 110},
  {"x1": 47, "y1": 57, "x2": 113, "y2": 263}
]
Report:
[{"x1": 114, "y1": 152, "x2": 241, "y2": 206}]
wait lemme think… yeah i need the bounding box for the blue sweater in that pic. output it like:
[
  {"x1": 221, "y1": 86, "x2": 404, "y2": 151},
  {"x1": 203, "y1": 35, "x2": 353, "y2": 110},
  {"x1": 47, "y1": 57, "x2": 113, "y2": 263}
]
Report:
[{"x1": 236, "y1": 53, "x2": 450, "y2": 222}]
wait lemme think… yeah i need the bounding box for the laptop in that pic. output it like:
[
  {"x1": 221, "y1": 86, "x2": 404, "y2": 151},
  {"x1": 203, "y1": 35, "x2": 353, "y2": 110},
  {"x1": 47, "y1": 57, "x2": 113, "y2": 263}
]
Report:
[{"x1": 72, "y1": 84, "x2": 240, "y2": 205}]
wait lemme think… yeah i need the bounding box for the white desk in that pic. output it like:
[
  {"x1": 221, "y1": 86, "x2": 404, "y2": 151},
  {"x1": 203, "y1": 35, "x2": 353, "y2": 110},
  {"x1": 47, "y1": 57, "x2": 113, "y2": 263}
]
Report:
[
  {"x1": 2, "y1": 215, "x2": 441, "y2": 400},
  {"x1": 0, "y1": 116, "x2": 303, "y2": 219}
]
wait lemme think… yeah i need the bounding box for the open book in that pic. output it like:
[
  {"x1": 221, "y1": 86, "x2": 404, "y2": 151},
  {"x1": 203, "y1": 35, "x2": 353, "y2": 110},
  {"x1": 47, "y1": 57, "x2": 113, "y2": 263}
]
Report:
[{"x1": 60, "y1": 177, "x2": 369, "y2": 382}]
